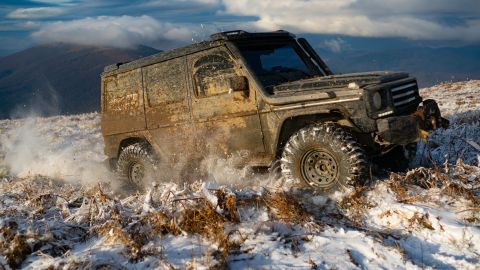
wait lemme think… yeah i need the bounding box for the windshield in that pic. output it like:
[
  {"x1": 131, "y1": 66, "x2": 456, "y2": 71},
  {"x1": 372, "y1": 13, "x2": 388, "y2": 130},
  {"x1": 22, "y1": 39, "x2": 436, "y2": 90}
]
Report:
[{"x1": 235, "y1": 42, "x2": 319, "y2": 92}]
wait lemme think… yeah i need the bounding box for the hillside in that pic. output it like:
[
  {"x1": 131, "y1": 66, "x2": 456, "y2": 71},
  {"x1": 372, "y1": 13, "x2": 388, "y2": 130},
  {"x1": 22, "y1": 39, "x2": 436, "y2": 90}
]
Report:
[
  {"x1": 0, "y1": 81, "x2": 478, "y2": 269},
  {"x1": 0, "y1": 44, "x2": 159, "y2": 119},
  {"x1": 322, "y1": 46, "x2": 480, "y2": 87},
  {"x1": 1, "y1": 43, "x2": 479, "y2": 119}
]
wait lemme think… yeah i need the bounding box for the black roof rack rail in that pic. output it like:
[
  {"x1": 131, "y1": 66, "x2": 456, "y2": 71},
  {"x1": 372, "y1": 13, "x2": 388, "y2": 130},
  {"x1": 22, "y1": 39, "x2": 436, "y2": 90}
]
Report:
[{"x1": 209, "y1": 30, "x2": 294, "y2": 41}]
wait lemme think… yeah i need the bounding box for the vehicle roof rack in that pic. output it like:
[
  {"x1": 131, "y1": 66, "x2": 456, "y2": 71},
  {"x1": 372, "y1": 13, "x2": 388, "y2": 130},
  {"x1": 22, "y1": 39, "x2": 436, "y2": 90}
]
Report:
[{"x1": 209, "y1": 30, "x2": 294, "y2": 41}]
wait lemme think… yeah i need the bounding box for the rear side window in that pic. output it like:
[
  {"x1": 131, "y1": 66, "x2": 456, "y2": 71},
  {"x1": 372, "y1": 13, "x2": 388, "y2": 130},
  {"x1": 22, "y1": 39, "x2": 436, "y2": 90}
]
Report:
[
  {"x1": 144, "y1": 57, "x2": 187, "y2": 106},
  {"x1": 103, "y1": 69, "x2": 142, "y2": 113},
  {"x1": 193, "y1": 51, "x2": 236, "y2": 97}
]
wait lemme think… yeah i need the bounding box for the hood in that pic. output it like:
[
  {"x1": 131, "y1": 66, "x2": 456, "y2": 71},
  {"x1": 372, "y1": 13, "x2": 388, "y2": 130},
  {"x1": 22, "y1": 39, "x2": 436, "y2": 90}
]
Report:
[{"x1": 272, "y1": 71, "x2": 409, "y2": 95}]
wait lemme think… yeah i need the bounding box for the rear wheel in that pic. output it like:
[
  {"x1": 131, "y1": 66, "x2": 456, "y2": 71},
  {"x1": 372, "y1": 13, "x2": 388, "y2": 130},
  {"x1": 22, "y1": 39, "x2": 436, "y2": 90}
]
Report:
[
  {"x1": 281, "y1": 124, "x2": 369, "y2": 193},
  {"x1": 116, "y1": 143, "x2": 157, "y2": 190}
]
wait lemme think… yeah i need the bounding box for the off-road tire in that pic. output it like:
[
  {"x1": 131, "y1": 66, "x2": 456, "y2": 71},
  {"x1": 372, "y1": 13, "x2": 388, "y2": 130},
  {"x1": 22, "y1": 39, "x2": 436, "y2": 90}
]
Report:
[
  {"x1": 116, "y1": 143, "x2": 157, "y2": 190},
  {"x1": 281, "y1": 124, "x2": 369, "y2": 193}
]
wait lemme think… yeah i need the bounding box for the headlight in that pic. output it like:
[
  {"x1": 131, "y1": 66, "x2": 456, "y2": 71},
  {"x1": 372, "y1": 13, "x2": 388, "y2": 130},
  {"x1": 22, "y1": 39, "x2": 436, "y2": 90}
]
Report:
[{"x1": 372, "y1": 92, "x2": 382, "y2": 109}]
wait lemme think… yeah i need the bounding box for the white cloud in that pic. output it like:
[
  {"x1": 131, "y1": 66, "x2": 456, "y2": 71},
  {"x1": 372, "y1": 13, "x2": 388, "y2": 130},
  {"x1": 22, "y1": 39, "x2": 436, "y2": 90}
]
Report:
[
  {"x1": 7, "y1": 7, "x2": 66, "y2": 19},
  {"x1": 31, "y1": 15, "x2": 195, "y2": 48},
  {"x1": 221, "y1": 0, "x2": 480, "y2": 42}
]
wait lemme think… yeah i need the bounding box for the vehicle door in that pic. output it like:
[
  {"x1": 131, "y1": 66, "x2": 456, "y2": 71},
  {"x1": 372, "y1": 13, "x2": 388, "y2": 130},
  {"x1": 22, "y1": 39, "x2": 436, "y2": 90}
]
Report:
[
  {"x1": 186, "y1": 46, "x2": 265, "y2": 162},
  {"x1": 102, "y1": 69, "x2": 146, "y2": 135}
]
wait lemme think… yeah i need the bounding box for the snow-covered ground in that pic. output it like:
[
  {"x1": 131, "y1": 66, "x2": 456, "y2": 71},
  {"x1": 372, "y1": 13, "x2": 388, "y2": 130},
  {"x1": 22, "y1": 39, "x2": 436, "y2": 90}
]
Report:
[{"x1": 0, "y1": 81, "x2": 479, "y2": 269}]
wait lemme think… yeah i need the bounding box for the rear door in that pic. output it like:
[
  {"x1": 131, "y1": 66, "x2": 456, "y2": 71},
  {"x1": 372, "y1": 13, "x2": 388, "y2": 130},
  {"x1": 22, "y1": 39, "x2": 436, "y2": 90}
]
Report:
[
  {"x1": 101, "y1": 69, "x2": 146, "y2": 135},
  {"x1": 186, "y1": 46, "x2": 265, "y2": 161}
]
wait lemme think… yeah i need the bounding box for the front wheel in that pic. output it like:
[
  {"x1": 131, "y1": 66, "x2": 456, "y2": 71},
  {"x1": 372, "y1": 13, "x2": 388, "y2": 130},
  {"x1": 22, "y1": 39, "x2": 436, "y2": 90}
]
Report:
[
  {"x1": 281, "y1": 124, "x2": 369, "y2": 193},
  {"x1": 116, "y1": 143, "x2": 157, "y2": 190}
]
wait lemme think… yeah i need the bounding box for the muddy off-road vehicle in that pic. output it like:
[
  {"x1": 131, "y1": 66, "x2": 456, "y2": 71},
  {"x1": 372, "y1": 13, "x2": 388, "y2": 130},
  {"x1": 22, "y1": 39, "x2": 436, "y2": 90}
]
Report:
[{"x1": 101, "y1": 30, "x2": 448, "y2": 193}]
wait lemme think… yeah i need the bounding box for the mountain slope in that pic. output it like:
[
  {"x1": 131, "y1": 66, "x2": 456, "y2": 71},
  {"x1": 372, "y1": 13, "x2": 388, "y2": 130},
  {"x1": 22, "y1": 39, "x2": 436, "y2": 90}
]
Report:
[
  {"x1": 321, "y1": 46, "x2": 480, "y2": 87},
  {"x1": 0, "y1": 44, "x2": 159, "y2": 119},
  {"x1": 1, "y1": 43, "x2": 479, "y2": 119}
]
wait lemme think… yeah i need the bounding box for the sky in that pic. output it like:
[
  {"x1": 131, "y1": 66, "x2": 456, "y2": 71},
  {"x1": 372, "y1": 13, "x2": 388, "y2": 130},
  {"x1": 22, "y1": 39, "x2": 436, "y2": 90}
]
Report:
[{"x1": 1, "y1": 0, "x2": 480, "y2": 55}]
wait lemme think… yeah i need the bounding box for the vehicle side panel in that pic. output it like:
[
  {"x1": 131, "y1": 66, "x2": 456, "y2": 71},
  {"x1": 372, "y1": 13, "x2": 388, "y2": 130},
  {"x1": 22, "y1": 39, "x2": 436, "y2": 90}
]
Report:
[
  {"x1": 142, "y1": 56, "x2": 195, "y2": 165},
  {"x1": 101, "y1": 69, "x2": 146, "y2": 135}
]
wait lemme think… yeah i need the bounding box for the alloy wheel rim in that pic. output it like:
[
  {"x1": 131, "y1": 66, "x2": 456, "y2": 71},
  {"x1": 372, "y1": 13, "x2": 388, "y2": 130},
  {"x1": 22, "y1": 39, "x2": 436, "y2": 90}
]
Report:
[
  {"x1": 301, "y1": 149, "x2": 339, "y2": 188},
  {"x1": 128, "y1": 162, "x2": 145, "y2": 186}
]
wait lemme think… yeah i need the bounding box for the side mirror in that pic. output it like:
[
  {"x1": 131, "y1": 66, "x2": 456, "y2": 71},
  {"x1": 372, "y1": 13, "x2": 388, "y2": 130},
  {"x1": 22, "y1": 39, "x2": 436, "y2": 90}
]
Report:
[
  {"x1": 198, "y1": 74, "x2": 249, "y2": 97},
  {"x1": 227, "y1": 75, "x2": 249, "y2": 95}
]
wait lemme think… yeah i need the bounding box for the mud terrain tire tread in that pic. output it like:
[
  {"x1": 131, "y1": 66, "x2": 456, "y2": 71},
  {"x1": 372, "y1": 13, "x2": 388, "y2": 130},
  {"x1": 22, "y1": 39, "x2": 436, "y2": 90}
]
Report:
[
  {"x1": 116, "y1": 142, "x2": 157, "y2": 189},
  {"x1": 281, "y1": 123, "x2": 369, "y2": 193}
]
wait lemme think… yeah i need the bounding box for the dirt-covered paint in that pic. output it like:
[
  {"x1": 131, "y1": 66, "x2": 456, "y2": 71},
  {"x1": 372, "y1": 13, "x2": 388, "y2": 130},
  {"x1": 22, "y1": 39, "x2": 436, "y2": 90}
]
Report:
[{"x1": 101, "y1": 30, "x2": 446, "y2": 172}]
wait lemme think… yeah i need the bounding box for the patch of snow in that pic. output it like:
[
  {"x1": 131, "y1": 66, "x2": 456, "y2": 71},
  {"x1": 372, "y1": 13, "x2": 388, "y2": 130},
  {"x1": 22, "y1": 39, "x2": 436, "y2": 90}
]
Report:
[{"x1": 0, "y1": 81, "x2": 479, "y2": 269}]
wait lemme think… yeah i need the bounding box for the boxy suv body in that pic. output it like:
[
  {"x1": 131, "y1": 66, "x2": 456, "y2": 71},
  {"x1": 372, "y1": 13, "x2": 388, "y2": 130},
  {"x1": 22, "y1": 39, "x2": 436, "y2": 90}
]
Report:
[{"x1": 101, "y1": 30, "x2": 447, "y2": 193}]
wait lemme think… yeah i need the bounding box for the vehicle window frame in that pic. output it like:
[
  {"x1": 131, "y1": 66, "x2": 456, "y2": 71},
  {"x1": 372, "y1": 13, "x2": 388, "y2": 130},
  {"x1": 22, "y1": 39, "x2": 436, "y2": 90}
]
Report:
[
  {"x1": 231, "y1": 38, "x2": 322, "y2": 95},
  {"x1": 191, "y1": 47, "x2": 238, "y2": 99},
  {"x1": 235, "y1": 39, "x2": 321, "y2": 74}
]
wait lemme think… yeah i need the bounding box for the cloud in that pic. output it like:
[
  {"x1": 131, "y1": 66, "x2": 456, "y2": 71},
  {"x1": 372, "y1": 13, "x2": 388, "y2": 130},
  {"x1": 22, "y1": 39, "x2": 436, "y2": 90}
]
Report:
[
  {"x1": 7, "y1": 7, "x2": 66, "y2": 19},
  {"x1": 31, "y1": 15, "x2": 195, "y2": 48},
  {"x1": 221, "y1": 0, "x2": 480, "y2": 42}
]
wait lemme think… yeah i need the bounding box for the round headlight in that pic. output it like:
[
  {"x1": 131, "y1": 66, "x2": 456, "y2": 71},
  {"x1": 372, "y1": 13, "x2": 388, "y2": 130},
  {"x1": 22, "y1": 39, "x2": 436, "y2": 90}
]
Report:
[{"x1": 372, "y1": 92, "x2": 382, "y2": 109}]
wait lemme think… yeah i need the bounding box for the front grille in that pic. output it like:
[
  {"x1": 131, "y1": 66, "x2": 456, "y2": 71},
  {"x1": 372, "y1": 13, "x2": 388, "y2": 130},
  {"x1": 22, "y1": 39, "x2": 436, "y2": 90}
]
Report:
[{"x1": 390, "y1": 82, "x2": 419, "y2": 109}]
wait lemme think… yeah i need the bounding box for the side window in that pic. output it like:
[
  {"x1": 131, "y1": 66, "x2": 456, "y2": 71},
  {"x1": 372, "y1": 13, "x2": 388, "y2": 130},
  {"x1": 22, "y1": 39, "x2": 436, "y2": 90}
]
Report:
[
  {"x1": 144, "y1": 57, "x2": 186, "y2": 106},
  {"x1": 104, "y1": 69, "x2": 142, "y2": 113},
  {"x1": 193, "y1": 50, "x2": 236, "y2": 97}
]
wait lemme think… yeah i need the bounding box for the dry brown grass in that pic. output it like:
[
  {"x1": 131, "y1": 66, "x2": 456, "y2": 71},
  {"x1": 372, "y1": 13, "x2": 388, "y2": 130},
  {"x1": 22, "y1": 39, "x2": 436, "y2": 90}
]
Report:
[
  {"x1": 338, "y1": 186, "x2": 376, "y2": 226},
  {"x1": 261, "y1": 191, "x2": 313, "y2": 225},
  {"x1": 145, "y1": 211, "x2": 181, "y2": 236},
  {"x1": 407, "y1": 212, "x2": 435, "y2": 231},
  {"x1": 389, "y1": 164, "x2": 479, "y2": 206},
  {"x1": 463, "y1": 212, "x2": 480, "y2": 224},
  {"x1": 1, "y1": 159, "x2": 477, "y2": 268},
  {"x1": 0, "y1": 221, "x2": 32, "y2": 269},
  {"x1": 388, "y1": 176, "x2": 430, "y2": 204},
  {"x1": 87, "y1": 187, "x2": 242, "y2": 267},
  {"x1": 236, "y1": 190, "x2": 324, "y2": 229},
  {"x1": 174, "y1": 190, "x2": 242, "y2": 268},
  {"x1": 215, "y1": 189, "x2": 240, "y2": 222}
]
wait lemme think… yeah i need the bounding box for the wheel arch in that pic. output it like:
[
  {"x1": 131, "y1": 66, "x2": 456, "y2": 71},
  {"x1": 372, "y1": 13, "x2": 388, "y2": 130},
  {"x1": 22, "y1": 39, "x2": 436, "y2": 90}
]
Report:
[
  {"x1": 274, "y1": 111, "x2": 355, "y2": 158},
  {"x1": 118, "y1": 137, "x2": 152, "y2": 158}
]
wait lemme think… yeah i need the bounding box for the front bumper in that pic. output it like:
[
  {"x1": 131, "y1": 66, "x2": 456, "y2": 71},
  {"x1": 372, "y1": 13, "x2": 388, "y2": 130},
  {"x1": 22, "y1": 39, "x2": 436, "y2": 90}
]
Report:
[{"x1": 376, "y1": 99, "x2": 449, "y2": 145}]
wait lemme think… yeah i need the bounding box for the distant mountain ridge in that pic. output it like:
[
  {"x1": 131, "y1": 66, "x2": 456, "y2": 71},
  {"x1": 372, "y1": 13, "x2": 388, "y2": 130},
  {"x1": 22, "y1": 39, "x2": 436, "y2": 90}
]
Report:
[
  {"x1": 320, "y1": 45, "x2": 480, "y2": 87},
  {"x1": 0, "y1": 43, "x2": 159, "y2": 119},
  {"x1": 1, "y1": 43, "x2": 479, "y2": 119}
]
